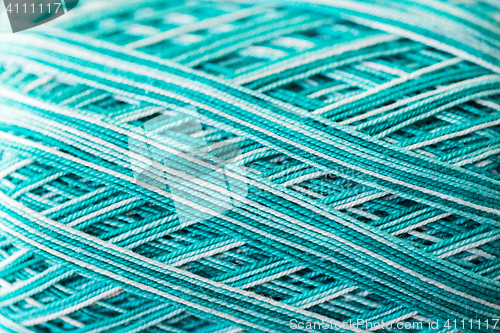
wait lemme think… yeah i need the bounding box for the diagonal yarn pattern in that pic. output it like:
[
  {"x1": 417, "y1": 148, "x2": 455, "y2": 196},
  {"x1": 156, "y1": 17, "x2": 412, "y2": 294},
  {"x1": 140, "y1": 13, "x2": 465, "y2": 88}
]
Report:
[{"x1": 0, "y1": 0, "x2": 500, "y2": 332}]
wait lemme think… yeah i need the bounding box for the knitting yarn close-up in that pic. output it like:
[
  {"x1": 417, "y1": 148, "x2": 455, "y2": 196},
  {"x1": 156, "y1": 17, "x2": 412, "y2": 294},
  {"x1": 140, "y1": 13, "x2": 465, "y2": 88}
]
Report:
[{"x1": 0, "y1": 0, "x2": 500, "y2": 332}]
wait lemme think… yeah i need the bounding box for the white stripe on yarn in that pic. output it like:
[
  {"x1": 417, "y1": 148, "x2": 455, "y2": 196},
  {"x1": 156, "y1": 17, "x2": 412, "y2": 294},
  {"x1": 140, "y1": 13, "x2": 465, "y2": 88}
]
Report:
[
  {"x1": 239, "y1": 266, "x2": 305, "y2": 289},
  {"x1": 360, "y1": 61, "x2": 408, "y2": 77},
  {"x1": 23, "y1": 75, "x2": 54, "y2": 93},
  {"x1": 346, "y1": 208, "x2": 380, "y2": 221},
  {"x1": 466, "y1": 249, "x2": 496, "y2": 260},
  {"x1": 0, "y1": 265, "x2": 69, "y2": 302},
  {"x1": 42, "y1": 187, "x2": 112, "y2": 215},
  {"x1": 0, "y1": 313, "x2": 36, "y2": 333},
  {"x1": 391, "y1": 213, "x2": 452, "y2": 236},
  {"x1": 200, "y1": 137, "x2": 247, "y2": 152},
  {"x1": 373, "y1": 88, "x2": 500, "y2": 139},
  {"x1": 307, "y1": 84, "x2": 349, "y2": 99},
  {"x1": 333, "y1": 192, "x2": 387, "y2": 210},
  {"x1": 476, "y1": 99, "x2": 500, "y2": 111},
  {"x1": 343, "y1": 293, "x2": 380, "y2": 308},
  {"x1": 0, "y1": 275, "x2": 84, "y2": 328},
  {"x1": 60, "y1": 88, "x2": 94, "y2": 106},
  {"x1": 210, "y1": 326, "x2": 244, "y2": 333},
  {"x1": 280, "y1": 171, "x2": 330, "y2": 187},
  {"x1": 24, "y1": 193, "x2": 57, "y2": 208},
  {"x1": 339, "y1": 66, "x2": 484, "y2": 125},
  {"x1": 0, "y1": 249, "x2": 28, "y2": 271},
  {"x1": 408, "y1": 231, "x2": 441, "y2": 243},
  {"x1": 171, "y1": 241, "x2": 246, "y2": 267},
  {"x1": 229, "y1": 147, "x2": 270, "y2": 164},
  {"x1": 108, "y1": 214, "x2": 177, "y2": 246},
  {"x1": 339, "y1": 65, "x2": 487, "y2": 126},
  {"x1": 315, "y1": 57, "x2": 463, "y2": 115},
  {"x1": 117, "y1": 106, "x2": 167, "y2": 123},
  {"x1": 10, "y1": 173, "x2": 66, "y2": 199},
  {"x1": 414, "y1": 149, "x2": 437, "y2": 158},
  {"x1": 21, "y1": 287, "x2": 122, "y2": 327},
  {"x1": 74, "y1": 92, "x2": 109, "y2": 109},
  {"x1": 453, "y1": 146, "x2": 500, "y2": 167},
  {"x1": 438, "y1": 232, "x2": 500, "y2": 259},
  {"x1": 233, "y1": 34, "x2": 399, "y2": 84},
  {"x1": 411, "y1": 231, "x2": 498, "y2": 260},
  {"x1": 126, "y1": 6, "x2": 268, "y2": 49},
  {"x1": 301, "y1": 286, "x2": 358, "y2": 310},
  {"x1": 0, "y1": 159, "x2": 33, "y2": 180},
  {"x1": 405, "y1": 117, "x2": 500, "y2": 150},
  {"x1": 67, "y1": 197, "x2": 142, "y2": 227}
]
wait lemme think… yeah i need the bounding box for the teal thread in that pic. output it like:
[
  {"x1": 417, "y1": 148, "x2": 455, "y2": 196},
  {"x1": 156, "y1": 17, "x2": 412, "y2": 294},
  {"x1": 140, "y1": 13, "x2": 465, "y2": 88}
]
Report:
[{"x1": 0, "y1": 0, "x2": 499, "y2": 332}]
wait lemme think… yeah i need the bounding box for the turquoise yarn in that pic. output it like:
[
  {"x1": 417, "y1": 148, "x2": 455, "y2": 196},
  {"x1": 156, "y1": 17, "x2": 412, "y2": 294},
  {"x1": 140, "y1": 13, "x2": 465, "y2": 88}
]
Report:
[{"x1": 0, "y1": 0, "x2": 500, "y2": 332}]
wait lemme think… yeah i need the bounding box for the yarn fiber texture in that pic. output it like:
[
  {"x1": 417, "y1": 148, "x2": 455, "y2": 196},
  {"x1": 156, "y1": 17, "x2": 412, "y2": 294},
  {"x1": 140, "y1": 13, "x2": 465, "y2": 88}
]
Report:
[{"x1": 0, "y1": 0, "x2": 500, "y2": 332}]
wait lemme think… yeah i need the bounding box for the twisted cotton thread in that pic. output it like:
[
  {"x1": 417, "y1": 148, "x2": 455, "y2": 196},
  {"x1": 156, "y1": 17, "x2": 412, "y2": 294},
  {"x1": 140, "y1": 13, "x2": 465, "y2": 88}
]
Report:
[{"x1": 0, "y1": 0, "x2": 499, "y2": 332}]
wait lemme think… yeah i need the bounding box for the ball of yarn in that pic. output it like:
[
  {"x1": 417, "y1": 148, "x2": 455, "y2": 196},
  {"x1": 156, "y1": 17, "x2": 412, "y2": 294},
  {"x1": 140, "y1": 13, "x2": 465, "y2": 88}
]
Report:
[{"x1": 0, "y1": 0, "x2": 499, "y2": 332}]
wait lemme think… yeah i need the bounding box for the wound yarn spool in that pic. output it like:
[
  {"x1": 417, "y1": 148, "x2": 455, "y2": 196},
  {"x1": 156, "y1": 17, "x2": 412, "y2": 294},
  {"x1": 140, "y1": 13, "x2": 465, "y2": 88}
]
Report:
[{"x1": 0, "y1": 0, "x2": 500, "y2": 332}]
